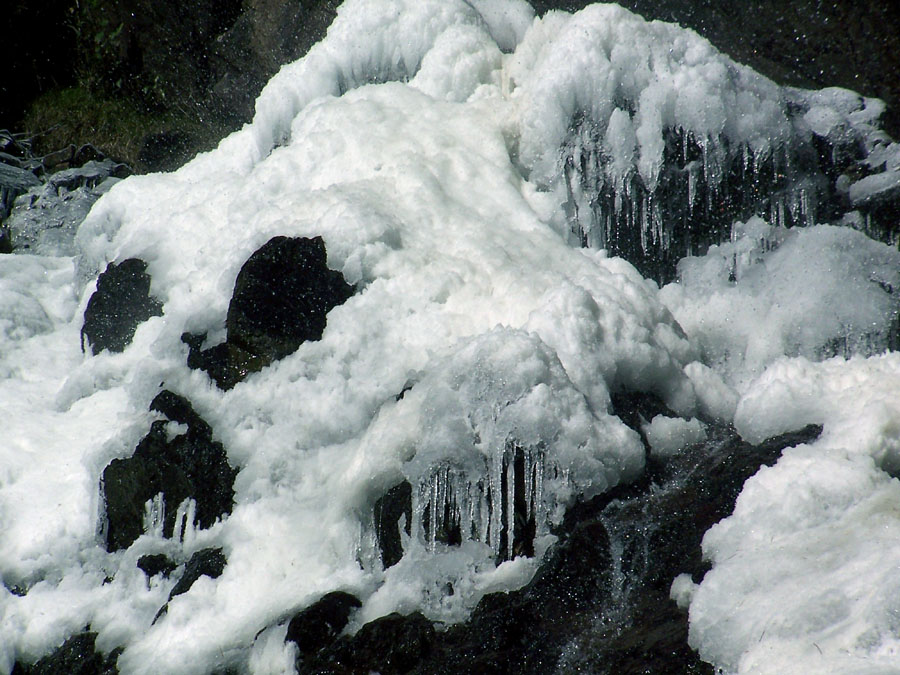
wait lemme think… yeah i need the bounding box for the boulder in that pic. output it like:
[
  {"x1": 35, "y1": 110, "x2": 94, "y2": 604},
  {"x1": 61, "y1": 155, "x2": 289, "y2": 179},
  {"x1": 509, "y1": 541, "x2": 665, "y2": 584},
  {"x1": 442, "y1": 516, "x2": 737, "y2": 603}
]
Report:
[
  {"x1": 82, "y1": 258, "x2": 163, "y2": 354},
  {"x1": 168, "y1": 548, "x2": 227, "y2": 601},
  {"x1": 102, "y1": 390, "x2": 236, "y2": 552},
  {"x1": 373, "y1": 481, "x2": 412, "y2": 569},
  {"x1": 7, "y1": 160, "x2": 127, "y2": 255},
  {"x1": 0, "y1": 162, "x2": 40, "y2": 221},
  {"x1": 286, "y1": 591, "x2": 362, "y2": 657},
  {"x1": 185, "y1": 236, "x2": 354, "y2": 389},
  {"x1": 11, "y1": 632, "x2": 120, "y2": 675},
  {"x1": 300, "y1": 612, "x2": 435, "y2": 675},
  {"x1": 302, "y1": 423, "x2": 821, "y2": 673},
  {"x1": 137, "y1": 554, "x2": 177, "y2": 579}
]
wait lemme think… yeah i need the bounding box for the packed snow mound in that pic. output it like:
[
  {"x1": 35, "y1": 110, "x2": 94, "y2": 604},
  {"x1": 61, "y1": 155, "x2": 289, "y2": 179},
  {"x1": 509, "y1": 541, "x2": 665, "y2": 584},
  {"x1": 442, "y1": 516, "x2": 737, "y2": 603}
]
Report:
[
  {"x1": 2, "y1": 0, "x2": 899, "y2": 673},
  {"x1": 660, "y1": 217, "x2": 900, "y2": 390},
  {"x1": 684, "y1": 353, "x2": 900, "y2": 674},
  {"x1": 1, "y1": 2, "x2": 713, "y2": 671}
]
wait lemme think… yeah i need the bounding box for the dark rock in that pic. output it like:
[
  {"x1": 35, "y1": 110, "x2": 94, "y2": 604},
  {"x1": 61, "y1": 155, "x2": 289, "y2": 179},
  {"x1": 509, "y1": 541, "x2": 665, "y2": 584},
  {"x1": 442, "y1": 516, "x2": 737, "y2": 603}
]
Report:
[
  {"x1": 208, "y1": 0, "x2": 340, "y2": 123},
  {"x1": 82, "y1": 259, "x2": 163, "y2": 354},
  {"x1": 0, "y1": 225, "x2": 11, "y2": 254},
  {"x1": 186, "y1": 236, "x2": 354, "y2": 390},
  {"x1": 0, "y1": 162, "x2": 40, "y2": 221},
  {"x1": 8, "y1": 161, "x2": 126, "y2": 255},
  {"x1": 138, "y1": 131, "x2": 197, "y2": 173},
  {"x1": 12, "y1": 631, "x2": 120, "y2": 675},
  {"x1": 45, "y1": 160, "x2": 129, "y2": 192},
  {"x1": 286, "y1": 591, "x2": 362, "y2": 656},
  {"x1": 227, "y1": 236, "x2": 354, "y2": 360},
  {"x1": 102, "y1": 390, "x2": 236, "y2": 552},
  {"x1": 182, "y1": 337, "x2": 265, "y2": 392},
  {"x1": 168, "y1": 548, "x2": 227, "y2": 600},
  {"x1": 374, "y1": 481, "x2": 412, "y2": 569},
  {"x1": 302, "y1": 612, "x2": 435, "y2": 675},
  {"x1": 313, "y1": 423, "x2": 821, "y2": 674},
  {"x1": 137, "y1": 554, "x2": 177, "y2": 578}
]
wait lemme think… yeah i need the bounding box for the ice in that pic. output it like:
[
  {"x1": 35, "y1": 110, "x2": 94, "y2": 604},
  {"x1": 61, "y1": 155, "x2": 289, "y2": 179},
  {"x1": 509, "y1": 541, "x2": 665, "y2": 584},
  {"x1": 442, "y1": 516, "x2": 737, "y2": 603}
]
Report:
[
  {"x1": 642, "y1": 414, "x2": 707, "y2": 458},
  {"x1": 684, "y1": 354, "x2": 900, "y2": 673},
  {"x1": 660, "y1": 218, "x2": 900, "y2": 390},
  {"x1": 1, "y1": 3, "x2": 709, "y2": 670},
  {"x1": 2, "y1": 1, "x2": 899, "y2": 672}
]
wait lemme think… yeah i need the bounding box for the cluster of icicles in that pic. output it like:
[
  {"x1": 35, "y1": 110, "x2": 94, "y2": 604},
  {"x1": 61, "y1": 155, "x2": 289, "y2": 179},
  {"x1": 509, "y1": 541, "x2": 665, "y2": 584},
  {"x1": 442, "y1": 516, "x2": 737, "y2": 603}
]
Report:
[
  {"x1": 562, "y1": 121, "x2": 819, "y2": 280},
  {"x1": 409, "y1": 444, "x2": 549, "y2": 562}
]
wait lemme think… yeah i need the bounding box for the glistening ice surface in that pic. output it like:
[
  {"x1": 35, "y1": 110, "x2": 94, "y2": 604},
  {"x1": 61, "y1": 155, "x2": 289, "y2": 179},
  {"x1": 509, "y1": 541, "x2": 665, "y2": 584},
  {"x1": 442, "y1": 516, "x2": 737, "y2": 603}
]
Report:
[{"x1": 2, "y1": 1, "x2": 900, "y2": 673}]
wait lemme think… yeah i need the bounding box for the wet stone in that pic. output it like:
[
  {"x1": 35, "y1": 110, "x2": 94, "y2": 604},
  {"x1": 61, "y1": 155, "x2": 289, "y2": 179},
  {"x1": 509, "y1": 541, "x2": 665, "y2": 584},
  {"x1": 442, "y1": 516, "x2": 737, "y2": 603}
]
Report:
[
  {"x1": 374, "y1": 481, "x2": 412, "y2": 569},
  {"x1": 286, "y1": 591, "x2": 362, "y2": 657},
  {"x1": 82, "y1": 259, "x2": 163, "y2": 354},
  {"x1": 168, "y1": 548, "x2": 227, "y2": 601},
  {"x1": 11, "y1": 632, "x2": 120, "y2": 675},
  {"x1": 185, "y1": 235, "x2": 354, "y2": 390},
  {"x1": 137, "y1": 554, "x2": 177, "y2": 579},
  {"x1": 102, "y1": 390, "x2": 236, "y2": 552}
]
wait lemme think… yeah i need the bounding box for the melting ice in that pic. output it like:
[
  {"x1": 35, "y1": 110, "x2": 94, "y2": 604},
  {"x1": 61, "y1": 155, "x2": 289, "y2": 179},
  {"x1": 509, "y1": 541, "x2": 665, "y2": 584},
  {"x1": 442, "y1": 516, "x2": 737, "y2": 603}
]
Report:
[{"x1": 1, "y1": 1, "x2": 900, "y2": 673}]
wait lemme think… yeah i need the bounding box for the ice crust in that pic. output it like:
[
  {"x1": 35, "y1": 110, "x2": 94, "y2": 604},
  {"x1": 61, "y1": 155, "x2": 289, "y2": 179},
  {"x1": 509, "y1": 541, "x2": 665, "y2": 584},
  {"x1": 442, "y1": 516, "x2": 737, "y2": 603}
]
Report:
[
  {"x1": 1, "y1": 1, "x2": 899, "y2": 673},
  {"x1": 660, "y1": 217, "x2": 900, "y2": 390},
  {"x1": 685, "y1": 354, "x2": 900, "y2": 673}
]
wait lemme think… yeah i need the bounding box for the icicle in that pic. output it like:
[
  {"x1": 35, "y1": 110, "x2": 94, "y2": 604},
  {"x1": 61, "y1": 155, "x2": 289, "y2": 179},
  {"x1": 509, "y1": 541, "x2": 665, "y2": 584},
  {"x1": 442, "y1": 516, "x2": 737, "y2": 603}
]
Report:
[
  {"x1": 173, "y1": 498, "x2": 197, "y2": 545},
  {"x1": 505, "y1": 450, "x2": 515, "y2": 561},
  {"x1": 143, "y1": 492, "x2": 166, "y2": 538}
]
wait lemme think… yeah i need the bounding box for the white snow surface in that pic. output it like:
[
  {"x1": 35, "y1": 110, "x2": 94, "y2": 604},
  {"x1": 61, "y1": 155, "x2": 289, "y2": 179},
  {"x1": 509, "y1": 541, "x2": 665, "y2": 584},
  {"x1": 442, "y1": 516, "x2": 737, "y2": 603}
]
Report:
[
  {"x1": 1, "y1": 1, "x2": 899, "y2": 674},
  {"x1": 642, "y1": 414, "x2": 707, "y2": 458},
  {"x1": 687, "y1": 354, "x2": 900, "y2": 674}
]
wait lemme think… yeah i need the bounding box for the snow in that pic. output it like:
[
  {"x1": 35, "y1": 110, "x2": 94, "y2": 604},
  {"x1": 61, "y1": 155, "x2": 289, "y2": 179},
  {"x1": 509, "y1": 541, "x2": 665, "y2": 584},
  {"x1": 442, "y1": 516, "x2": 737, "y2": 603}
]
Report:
[
  {"x1": 660, "y1": 217, "x2": 900, "y2": 390},
  {"x1": 686, "y1": 354, "x2": 900, "y2": 674},
  {"x1": 1, "y1": 1, "x2": 899, "y2": 673},
  {"x1": 643, "y1": 414, "x2": 707, "y2": 458}
]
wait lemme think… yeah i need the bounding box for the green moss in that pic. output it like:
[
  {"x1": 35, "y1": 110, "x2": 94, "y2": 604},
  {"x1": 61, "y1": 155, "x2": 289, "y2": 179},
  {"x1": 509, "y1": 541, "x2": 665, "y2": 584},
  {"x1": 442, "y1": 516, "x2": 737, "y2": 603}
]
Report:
[
  {"x1": 22, "y1": 86, "x2": 162, "y2": 167},
  {"x1": 21, "y1": 86, "x2": 230, "y2": 172}
]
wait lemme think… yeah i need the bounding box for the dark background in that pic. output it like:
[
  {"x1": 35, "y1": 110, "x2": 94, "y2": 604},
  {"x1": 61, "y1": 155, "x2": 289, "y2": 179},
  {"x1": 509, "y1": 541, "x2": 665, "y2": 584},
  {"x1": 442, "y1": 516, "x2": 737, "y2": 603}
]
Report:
[{"x1": 3, "y1": 0, "x2": 897, "y2": 170}]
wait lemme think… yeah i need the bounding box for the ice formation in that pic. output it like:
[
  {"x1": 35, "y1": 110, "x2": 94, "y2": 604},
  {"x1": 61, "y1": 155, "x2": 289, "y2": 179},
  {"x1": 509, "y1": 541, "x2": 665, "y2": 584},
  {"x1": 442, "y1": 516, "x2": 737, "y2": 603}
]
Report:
[{"x1": 1, "y1": 1, "x2": 899, "y2": 673}]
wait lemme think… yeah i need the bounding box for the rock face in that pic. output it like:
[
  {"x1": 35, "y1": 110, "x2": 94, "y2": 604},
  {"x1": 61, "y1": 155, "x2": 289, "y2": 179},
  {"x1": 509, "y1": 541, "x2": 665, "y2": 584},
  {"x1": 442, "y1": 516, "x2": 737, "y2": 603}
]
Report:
[
  {"x1": 82, "y1": 258, "x2": 163, "y2": 354},
  {"x1": 286, "y1": 591, "x2": 363, "y2": 657},
  {"x1": 102, "y1": 391, "x2": 236, "y2": 552},
  {"x1": 185, "y1": 236, "x2": 354, "y2": 389},
  {"x1": 137, "y1": 553, "x2": 177, "y2": 579},
  {"x1": 0, "y1": 162, "x2": 40, "y2": 223},
  {"x1": 296, "y1": 424, "x2": 822, "y2": 674},
  {"x1": 373, "y1": 481, "x2": 413, "y2": 569},
  {"x1": 167, "y1": 548, "x2": 227, "y2": 601},
  {"x1": 10, "y1": 631, "x2": 120, "y2": 675}
]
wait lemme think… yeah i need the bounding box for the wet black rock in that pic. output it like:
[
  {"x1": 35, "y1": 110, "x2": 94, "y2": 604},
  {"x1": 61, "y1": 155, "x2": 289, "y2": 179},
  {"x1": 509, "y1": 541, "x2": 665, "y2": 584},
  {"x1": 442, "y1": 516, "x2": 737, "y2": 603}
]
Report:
[
  {"x1": 0, "y1": 226, "x2": 12, "y2": 254},
  {"x1": 82, "y1": 259, "x2": 163, "y2": 354},
  {"x1": 102, "y1": 390, "x2": 236, "y2": 552},
  {"x1": 300, "y1": 612, "x2": 435, "y2": 675},
  {"x1": 286, "y1": 591, "x2": 362, "y2": 657},
  {"x1": 168, "y1": 548, "x2": 227, "y2": 601},
  {"x1": 185, "y1": 236, "x2": 354, "y2": 390},
  {"x1": 228, "y1": 236, "x2": 354, "y2": 359},
  {"x1": 0, "y1": 161, "x2": 40, "y2": 221},
  {"x1": 11, "y1": 631, "x2": 120, "y2": 675},
  {"x1": 307, "y1": 423, "x2": 821, "y2": 674},
  {"x1": 374, "y1": 481, "x2": 412, "y2": 569},
  {"x1": 137, "y1": 553, "x2": 177, "y2": 579}
]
